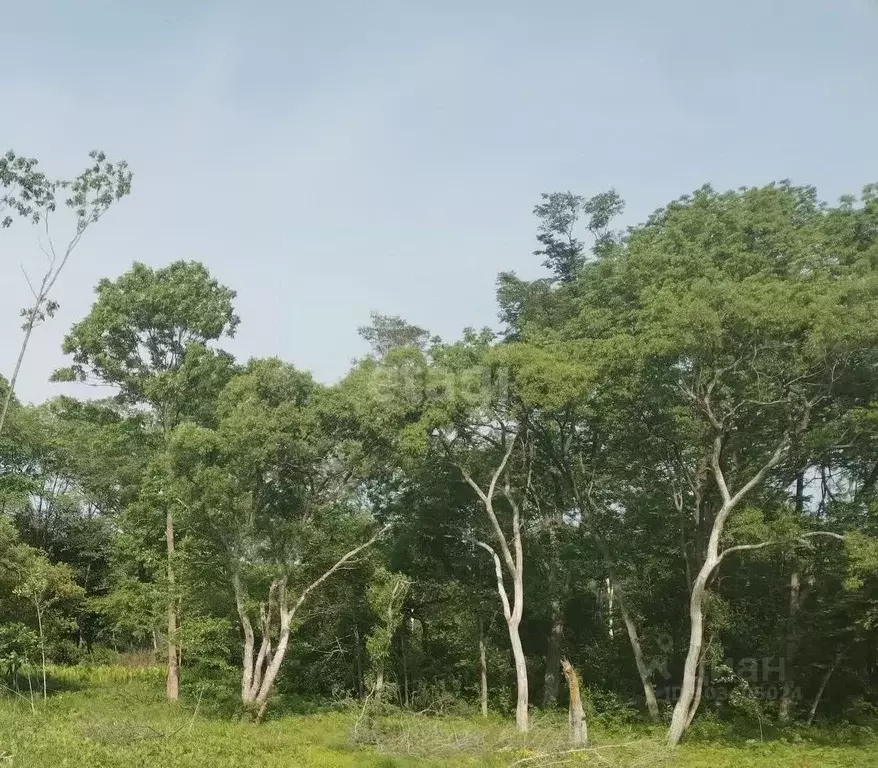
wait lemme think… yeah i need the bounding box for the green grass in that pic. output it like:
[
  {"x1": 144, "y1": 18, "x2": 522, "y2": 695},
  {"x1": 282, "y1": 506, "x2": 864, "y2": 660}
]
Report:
[{"x1": 0, "y1": 667, "x2": 875, "y2": 766}]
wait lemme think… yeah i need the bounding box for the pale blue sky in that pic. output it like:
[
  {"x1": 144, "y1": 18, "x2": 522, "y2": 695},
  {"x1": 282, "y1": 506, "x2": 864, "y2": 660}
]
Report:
[{"x1": 3, "y1": 0, "x2": 877, "y2": 403}]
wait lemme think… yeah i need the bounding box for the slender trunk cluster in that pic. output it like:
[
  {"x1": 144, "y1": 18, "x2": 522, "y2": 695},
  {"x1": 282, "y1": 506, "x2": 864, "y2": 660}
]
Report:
[
  {"x1": 236, "y1": 577, "x2": 291, "y2": 719},
  {"x1": 233, "y1": 526, "x2": 387, "y2": 719},
  {"x1": 551, "y1": 449, "x2": 661, "y2": 723}
]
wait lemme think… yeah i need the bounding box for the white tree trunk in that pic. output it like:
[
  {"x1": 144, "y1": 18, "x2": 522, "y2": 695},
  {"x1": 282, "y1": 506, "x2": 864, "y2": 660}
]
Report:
[
  {"x1": 668, "y1": 565, "x2": 711, "y2": 745},
  {"x1": 607, "y1": 578, "x2": 614, "y2": 639},
  {"x1": 685, "y1": 652, "x2": 708, "y2": 729},
  {"x1": 807, "y1": 656, "x2": 839, "y2": 726},
  {"x1": 374, "y1": 666, "x2": 385, "y2": 700},
  {"x1": 460, "y1": 434, "x2": 530, "y2": 732},
  {"x1": 354, "y1": 624, "x2": 364, "y2": 699},
  {"x1": 234, "y1": 527, "x2": 388, "y2": 718},
  {"x1": 0, "y1": 309, "x2": 36, "y2": 437},
  {"x1": 667, "y1": 430, "x2": 789, "y2": 746},
  {"x1": 509, "y1": 619, "x2": 529, "y2": 731},
  {"x1": 478, "y1": 538, "x2": 529, "y2": 732}
]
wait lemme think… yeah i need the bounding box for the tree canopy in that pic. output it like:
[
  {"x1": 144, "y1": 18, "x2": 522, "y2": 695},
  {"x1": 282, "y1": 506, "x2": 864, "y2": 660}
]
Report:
[{"x1": 2, "y1": 173, "x2": 877, "y2": 750}]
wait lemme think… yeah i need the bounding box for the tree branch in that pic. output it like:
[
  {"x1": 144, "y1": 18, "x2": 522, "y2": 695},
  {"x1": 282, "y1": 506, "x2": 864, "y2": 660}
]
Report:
[
  {"x1": 718, "y1": 531, "x2": 845, "y2": 566},
  {"x1": 476, "y1": 540, "x2": 512, "y2": 622},
  {"x1": 453, "y1": 434, "x2": 519, "y2": 576},
  {"x1": 284, "y1": 523, "x2": 390, "y2": 624}
]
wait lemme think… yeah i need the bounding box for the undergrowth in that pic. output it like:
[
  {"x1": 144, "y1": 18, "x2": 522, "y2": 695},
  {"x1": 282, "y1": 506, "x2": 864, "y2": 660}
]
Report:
[{"x1": 0, "y1": 666, "x2": 874, "y2": 766}]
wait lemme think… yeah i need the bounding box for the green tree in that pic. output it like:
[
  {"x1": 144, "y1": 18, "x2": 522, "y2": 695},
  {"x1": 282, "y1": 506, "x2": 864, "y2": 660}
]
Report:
[
  {"x1": 518, "y1": 182, "x2": 878, "y2": 744},
  {"x1": 168, "y1": 359, "x2": 387, "y2": 718},
  {"x1": 55, "y1": 260, "x2": 239, "y2": 700},
  {"x1": 14, "y1": 556, "x2": 83, "y2": 699}
]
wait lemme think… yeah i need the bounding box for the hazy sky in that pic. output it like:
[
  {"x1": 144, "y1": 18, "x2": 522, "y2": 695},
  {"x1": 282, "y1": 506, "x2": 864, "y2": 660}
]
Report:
[{"x1": 3, "y1": 0, "x2": 877, "y2": 404}]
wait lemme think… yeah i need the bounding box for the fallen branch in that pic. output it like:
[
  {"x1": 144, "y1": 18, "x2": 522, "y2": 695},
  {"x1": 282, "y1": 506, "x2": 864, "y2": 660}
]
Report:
[{"x1": 508, "y1": 740, "x2": 655, "y2": 766}]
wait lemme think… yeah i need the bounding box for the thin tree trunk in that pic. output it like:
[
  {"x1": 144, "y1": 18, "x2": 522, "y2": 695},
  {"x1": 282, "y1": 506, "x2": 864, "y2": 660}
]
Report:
[
  {"x1": 375, "y1": 666, "x2": 385, "y2": 700},
  {"x1": 578, "y1": 512, "x2": 661, "y2": 723},
  {"x1": 607, "y1": 578, "x2": 614, "y2": 639},
  {"x1": 778, "y1": 570, "x2": 801, "y2": 722},
  {"x1": 618, "y1": 594, "x2": 660, "y2": 721},
  {"x1": 460, "y1": 434, "x2": 529, "y2": 732},
  {"x1": 165, "y1": 507, "x2": 180, "y2": 702},
  {"x1": 780, "y1": 473, "x2": 806, "y2": 721},
  {"x1": 561, "y1": 658, "x2": 587, "y2": 746},
  {"x1": 254, "y1": 618, "x2": 291, "y2": 720},
  {"x1": 354, "y1": 624, "x2": 364, "y2": 699},
  {"x1": 36, "y1": 603, "x2": 47, "y2": 701},
  {"x1": 509, "y1": 620, "x2": 529, "y2": 732},
  {"x1": 476, "y1": 538, "x2": 528, "y2": 732},
  {"x1": 685, "y1": 652, "x2": 707, "y2": 729},
  {"x1": 233, "y1": 573, "x2": 256, "y2": 704},
  {"x1": 479, "y1": 617, "x2": 488, "y2": 718},
  {"x1": 668, "y1": 566, "x2": 711, "y2": 745},
  {"x1": 543, "y1": 600, "x2": 563, "y2": 708},
  {"x1": 0, "y1": 309, "x2": 36, "y2": 437},
  {"x1": 401, "y1": 632, "x2": 409, "y2": 708},
  {"x1": 806, "y1": 658, "x2": 839, "y2": 726}
]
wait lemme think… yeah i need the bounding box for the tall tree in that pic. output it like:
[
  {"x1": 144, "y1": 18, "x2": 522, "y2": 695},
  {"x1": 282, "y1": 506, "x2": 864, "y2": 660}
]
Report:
[
  {"x1": 425, "y1": 333, "x2": 534, "y2": 732},
  {"x1": 560, "y1": 182, "x2": 877, "y2": 744},
  {"x1": 54, "y1": 260, "x2": 238, "y2": 700},
  {"x1": 168, "y1": 358, "x2": 387, "y2": 717}
]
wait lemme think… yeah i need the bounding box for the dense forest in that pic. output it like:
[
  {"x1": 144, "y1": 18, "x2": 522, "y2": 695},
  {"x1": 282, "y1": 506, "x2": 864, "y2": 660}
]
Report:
[{"x1": 1, "y1": 149, "x2": 877, "y2": 762}]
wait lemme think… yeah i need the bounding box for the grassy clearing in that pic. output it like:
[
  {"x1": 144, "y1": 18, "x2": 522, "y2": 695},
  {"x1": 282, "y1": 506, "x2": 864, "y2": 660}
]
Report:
[{"x1": 0, "y1": 667, "x2": 875, "y2": 766}]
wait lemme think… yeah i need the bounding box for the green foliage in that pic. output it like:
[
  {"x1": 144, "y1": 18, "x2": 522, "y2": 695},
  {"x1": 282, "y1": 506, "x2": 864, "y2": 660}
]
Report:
[
  {"x1": 1, "y1": 148, "x2": 131, "y2": 229},
  {"x1": 55, "y1": 260, "x2": 239, "y2": 428},
  {"x1": 3, "y1": 175, "x2": 878, "y2": 754},
  {"x1": 0, "y1": 673, "x2": 874, "y2": 766},
  {"x1": 0, "y1": 623, "x2": 38, "y2": 677},
  {"x1": 365, "y1": 568, "x2": 410, "y2": 685},
  {"x1": 843, "y1": 531, "x2": 878, "y2": 594}
]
